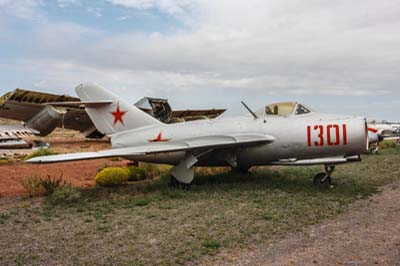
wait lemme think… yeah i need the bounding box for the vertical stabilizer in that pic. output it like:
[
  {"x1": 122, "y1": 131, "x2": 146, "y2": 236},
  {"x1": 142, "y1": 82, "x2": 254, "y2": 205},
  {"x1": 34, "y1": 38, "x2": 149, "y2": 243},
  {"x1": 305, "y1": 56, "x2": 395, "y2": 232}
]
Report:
[{"x1": 75, "y1": 83, "x2": 161, "y2": 135}]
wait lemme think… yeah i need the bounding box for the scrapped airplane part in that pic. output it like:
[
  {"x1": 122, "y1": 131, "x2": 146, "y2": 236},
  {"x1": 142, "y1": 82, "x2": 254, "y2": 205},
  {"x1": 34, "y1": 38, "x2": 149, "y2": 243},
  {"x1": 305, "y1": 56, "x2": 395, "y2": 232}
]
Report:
[
  {"x1": 0, "y1": 125, "x2": 45, "y2": 149},
  {"x1": 0, "y1": 89, "x2": 226, "y2": 138},
  {"x1": 0, "y1": 89, "x2": 100, "y2": 138},
  {"x1": 28, "y1": 83, "x2": 369, "y2": 187},
  {"x1": 135, "y1": 97, "x2": 173, "y2": 123},
  {"x1": 26, "y1": 106, "x2": 67, "y2": 136},
  {"x1": 136, "y1": 97, "x2": 226, "y2": 123}
]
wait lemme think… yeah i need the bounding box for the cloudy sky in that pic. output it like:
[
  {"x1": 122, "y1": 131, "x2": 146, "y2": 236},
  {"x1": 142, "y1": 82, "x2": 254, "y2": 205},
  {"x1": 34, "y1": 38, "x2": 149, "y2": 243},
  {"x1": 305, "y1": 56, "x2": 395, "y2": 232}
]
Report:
[{"x1": 1, "y1": 0, "x2": 399, "y2": 120}]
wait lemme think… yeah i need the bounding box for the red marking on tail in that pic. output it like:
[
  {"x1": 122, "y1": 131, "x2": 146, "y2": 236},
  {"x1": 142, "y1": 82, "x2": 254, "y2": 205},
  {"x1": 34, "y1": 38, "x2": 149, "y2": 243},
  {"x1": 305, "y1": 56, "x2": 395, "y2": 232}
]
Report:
[{"x1": 148, "y1": 132, "x2": 171, "y2": 143}]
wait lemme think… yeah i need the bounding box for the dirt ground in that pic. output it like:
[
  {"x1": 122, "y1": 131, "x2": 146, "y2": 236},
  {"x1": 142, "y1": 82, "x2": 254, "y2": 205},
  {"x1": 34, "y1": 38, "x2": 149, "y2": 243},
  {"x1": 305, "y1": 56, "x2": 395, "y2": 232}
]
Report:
[
  {"x1": 199, "y1": 181, "x2": 400, "y2": 266},
  {"x1": 0, "y1": 139, "x2": 128, "y2": 196}
]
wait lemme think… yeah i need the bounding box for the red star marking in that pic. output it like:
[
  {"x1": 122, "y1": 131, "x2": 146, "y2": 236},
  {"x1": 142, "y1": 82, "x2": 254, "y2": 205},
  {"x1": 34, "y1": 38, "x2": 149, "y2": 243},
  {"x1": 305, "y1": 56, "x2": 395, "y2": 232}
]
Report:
[
  {"x1": 111, "y1": 103, "x2": 127, "y2": 126},
  {"x1": 148, "y1": 132, "x2": 171, "y2": 143}
]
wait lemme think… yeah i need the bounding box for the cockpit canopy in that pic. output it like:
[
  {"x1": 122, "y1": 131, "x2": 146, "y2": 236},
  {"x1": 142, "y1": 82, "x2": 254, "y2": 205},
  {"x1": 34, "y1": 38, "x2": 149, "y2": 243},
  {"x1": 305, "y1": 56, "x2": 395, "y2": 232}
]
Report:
[{"x1": 256, "y1": 102, "x2": 312, "y2": 117}]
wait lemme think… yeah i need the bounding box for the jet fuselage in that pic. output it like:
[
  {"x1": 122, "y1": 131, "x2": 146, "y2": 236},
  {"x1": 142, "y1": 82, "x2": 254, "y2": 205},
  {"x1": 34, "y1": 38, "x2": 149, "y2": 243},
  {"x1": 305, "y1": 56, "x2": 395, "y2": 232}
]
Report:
[{"x1": 112, "y1": 113, "x2": 368, "y2": 167}]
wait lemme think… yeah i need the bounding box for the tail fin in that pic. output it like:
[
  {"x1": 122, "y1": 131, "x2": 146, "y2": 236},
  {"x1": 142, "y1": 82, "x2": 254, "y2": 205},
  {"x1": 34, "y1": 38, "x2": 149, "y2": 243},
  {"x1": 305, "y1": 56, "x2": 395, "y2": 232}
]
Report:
[{"x1": 75, "y1": 83, "x2": 161, "y2": 135}]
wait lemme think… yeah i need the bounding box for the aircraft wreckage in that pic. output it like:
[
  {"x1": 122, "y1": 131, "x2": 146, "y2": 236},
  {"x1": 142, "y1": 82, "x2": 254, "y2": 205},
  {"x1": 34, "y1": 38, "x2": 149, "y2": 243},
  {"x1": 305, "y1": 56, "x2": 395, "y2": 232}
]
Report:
[{"x1": 0, "y1": 88, "x2": 226, "y2": 148}]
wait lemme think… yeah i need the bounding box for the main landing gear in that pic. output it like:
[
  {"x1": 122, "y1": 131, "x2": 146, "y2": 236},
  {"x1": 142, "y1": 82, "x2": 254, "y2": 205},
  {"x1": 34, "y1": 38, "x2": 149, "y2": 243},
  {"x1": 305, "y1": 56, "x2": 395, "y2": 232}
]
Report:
[
  {"x1": 169, "y1": 176, "x2": 191, "y2": 190},
  {"x1": 313, "y1": 165, "x2": 335, "y2": 189},
  {"x1": 231, "y1": 166, "x2": 250, "y2": 175}
]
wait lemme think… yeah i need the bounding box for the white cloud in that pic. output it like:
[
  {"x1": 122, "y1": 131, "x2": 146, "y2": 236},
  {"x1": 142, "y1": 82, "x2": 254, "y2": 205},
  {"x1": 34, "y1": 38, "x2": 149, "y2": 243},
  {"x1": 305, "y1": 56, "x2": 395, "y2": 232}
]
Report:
[
  {"x1": 56, "y1": 0, "x2": 81, "y2": 8},
  {"x1": 2, "y1": 0, "x2": 400, "y2": 119},
  {"x1": 0, "y1": 0, "x2": 44, "y2": 20},
  {"x1": 107, "y1": 0, "x2": 195, "y2": 15}
]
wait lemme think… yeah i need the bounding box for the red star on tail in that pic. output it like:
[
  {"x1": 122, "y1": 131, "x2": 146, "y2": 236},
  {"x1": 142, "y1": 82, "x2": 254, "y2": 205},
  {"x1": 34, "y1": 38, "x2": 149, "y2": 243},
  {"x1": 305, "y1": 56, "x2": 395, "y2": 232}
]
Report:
[{"x1": 111, "y1": 103, "x2": 127, "y2": 126}]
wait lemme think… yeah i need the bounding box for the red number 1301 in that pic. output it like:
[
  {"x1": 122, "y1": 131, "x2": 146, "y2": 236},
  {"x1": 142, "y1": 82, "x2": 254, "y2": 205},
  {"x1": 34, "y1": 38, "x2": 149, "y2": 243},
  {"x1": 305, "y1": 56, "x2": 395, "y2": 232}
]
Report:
[{"x1": 307, "y1": 124, "x2": 347, "y2": 147}]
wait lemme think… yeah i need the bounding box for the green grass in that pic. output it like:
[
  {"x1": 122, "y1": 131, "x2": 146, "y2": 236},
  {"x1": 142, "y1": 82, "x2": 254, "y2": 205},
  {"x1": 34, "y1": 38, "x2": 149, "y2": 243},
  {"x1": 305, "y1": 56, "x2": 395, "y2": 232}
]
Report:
[
  {"x1": 24, "y1": 149, "x2": 58, "y2": 160},
  {"x1": 0, "y1": 157, "x2": 12, "y2": 165},
  {"x1": 0, "y1": 147, "x2": 399, "y2": 265}
]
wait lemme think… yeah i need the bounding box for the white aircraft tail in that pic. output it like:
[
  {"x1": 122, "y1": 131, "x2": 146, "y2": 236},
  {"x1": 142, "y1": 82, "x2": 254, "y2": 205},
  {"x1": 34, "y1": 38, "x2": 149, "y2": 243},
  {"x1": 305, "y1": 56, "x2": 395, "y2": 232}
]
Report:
[{"x1": 75, "y1": 83, "x2": 161, "y2": 135}]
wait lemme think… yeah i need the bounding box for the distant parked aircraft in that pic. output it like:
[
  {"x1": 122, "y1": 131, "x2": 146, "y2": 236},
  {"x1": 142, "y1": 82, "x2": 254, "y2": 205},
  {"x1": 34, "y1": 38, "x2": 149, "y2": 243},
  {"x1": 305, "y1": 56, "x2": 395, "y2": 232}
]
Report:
[
  {"x1": 367, "y1": 120, "x2": 400, "y2": 153},
  {"x1": 28, "y1": 83, "x2": 369, "y2": 188}
]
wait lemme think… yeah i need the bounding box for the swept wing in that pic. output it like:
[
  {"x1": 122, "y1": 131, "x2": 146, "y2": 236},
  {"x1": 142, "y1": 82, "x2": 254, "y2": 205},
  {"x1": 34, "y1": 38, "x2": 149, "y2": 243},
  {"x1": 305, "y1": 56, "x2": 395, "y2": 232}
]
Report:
[{"x1": 26, "y1": 134, "x2": 275, "y2": 163}]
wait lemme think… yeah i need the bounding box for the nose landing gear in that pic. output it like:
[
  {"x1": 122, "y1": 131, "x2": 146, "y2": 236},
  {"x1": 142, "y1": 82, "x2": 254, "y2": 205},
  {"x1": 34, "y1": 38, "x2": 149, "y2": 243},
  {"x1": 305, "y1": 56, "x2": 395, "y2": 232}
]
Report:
[{"x1": 313, "y1": 165, "x2": 335, "y2": 189}]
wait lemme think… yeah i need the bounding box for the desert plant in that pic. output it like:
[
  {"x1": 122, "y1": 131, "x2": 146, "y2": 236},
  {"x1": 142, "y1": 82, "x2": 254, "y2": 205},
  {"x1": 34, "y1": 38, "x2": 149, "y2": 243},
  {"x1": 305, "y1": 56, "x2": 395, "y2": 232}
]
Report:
[
  {"x1": 38, "y1": 174, "x2": 65, "y2": 195},
  {"x1": 48, "y1": 186, "x2": 82, "y2": 204},
  {"x1": 21, "y1": 174, "x2": 65, "y2": 196},
  {"x1": 21, "y1": 175, "x2": 45, "y2": 196},
  {"x1": 95, "y1": 167, "x2": 129, "y2": 187},
  {"x1": 25, "y1": 149, "x2": 58, "y2": 160},
  {"x1": 127, "y1": 166, "x2": 146, "y2": 181}
]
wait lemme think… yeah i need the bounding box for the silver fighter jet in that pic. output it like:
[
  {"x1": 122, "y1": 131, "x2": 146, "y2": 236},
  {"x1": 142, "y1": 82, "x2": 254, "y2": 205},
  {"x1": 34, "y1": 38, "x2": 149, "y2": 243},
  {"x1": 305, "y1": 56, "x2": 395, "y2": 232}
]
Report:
[{"x1": 28, "y1": 83, "x2": 369, "y2": 188}]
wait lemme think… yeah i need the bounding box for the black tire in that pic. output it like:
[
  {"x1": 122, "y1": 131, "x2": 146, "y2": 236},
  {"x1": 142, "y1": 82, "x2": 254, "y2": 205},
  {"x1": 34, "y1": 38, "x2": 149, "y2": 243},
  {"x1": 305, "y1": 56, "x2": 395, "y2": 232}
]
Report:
[
  {"x1": 313, "y1": 172, "x2": 332, "y2": 189},
  {"x1": 169, "y1": 176, "x2": 191, "y2": 189}
]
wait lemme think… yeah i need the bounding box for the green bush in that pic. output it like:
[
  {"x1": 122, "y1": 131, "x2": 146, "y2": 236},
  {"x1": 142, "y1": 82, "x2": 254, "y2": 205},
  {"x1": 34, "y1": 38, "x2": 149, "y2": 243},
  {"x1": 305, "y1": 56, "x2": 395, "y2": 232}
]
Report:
[
  {"x1": 95, "y1": 167, "x2": 129, "y2": 187},
  {"x1": 49, "y1": 186, "x2": 82, "y2": 204},
  {"x1": 127, "y1": 166, "x2": 146, "y2": 181},
  {"x1": 25, "y1": 149, "x2": 58, "y2": 160}
]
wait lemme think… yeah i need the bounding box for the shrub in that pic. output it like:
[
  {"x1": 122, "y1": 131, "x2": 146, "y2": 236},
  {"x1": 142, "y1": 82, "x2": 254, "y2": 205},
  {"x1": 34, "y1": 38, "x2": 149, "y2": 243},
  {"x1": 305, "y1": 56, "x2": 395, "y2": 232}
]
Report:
[
  {"x1": 21, "y1": 175, "x2": 44, "y2": 196},
  {"x1": 95, "y1": 167, "x2": 129, "y2": 187},
  {"x1": 25, "y1": 149, "x2": 58, "y2": 160},
  {"x1": 38, "y1": 174, "x2": 65, "y2": 195},
  {"x1": 127, "y1": 166, "x2": 146, "y2": 181},
  {"x1": 21, "y1": 174, "x2": 65, "y2": 196},
  {"x1": 48, "y1": 186, "x2": 82, "y2": 204}
]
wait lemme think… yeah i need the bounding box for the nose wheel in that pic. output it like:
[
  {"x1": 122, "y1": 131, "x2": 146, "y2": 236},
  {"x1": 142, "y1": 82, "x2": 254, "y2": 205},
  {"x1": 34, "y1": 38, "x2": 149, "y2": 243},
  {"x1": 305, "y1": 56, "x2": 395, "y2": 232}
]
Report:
[{"x1": 313, "y1": 166, "x2": 334, "y2": 189}]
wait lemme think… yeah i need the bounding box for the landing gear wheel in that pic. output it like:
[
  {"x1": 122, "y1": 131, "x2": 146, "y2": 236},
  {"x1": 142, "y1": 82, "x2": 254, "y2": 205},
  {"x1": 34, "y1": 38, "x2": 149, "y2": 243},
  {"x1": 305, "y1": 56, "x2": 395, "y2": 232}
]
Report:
[
  {"x1": 169, "y1": 176, "x2": 191, "y2": 190},
  {"x1": 231, "y1": 166, "x2": 251, "y2": 175},
  {"x1": 369, "y1": 147, "x2": 379, "y2": 154},
  {"x1": 313, "y1": 172, "x2": 332, "y2": 189}
]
